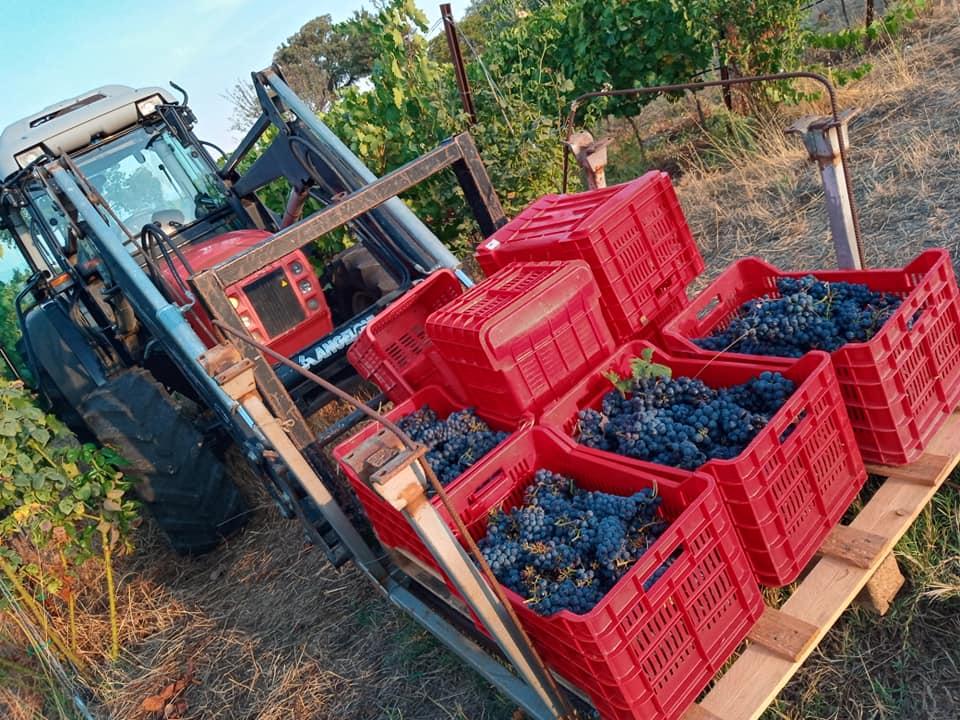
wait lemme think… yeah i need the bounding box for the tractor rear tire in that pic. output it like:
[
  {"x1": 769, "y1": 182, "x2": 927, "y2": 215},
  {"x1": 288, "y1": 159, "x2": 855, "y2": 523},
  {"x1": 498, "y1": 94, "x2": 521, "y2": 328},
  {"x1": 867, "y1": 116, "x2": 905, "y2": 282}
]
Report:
[
  {"x1": 79, "y1": 368, "x2": 248, "y2": 555},
  {"x1": 327, "y1": 245, "x2": 399, "y2": 320}
]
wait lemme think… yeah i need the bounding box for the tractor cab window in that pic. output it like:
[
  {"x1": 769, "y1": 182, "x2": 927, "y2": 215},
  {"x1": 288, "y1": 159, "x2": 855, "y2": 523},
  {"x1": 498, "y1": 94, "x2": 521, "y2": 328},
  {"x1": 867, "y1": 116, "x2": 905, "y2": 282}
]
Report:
[
  {"x1": 0, "y1": 228, "x2": 33, "y2": 379},
  {"x1": 76, "y1": 126, "x2": 229, "y2": 235}
]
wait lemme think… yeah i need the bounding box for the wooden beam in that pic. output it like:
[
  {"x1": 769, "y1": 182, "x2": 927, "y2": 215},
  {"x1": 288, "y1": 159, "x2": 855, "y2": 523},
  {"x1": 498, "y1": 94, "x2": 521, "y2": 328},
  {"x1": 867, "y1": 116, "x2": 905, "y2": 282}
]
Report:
[{"x1": 865, "y1": 452, "x2": 953, "y2": 487}]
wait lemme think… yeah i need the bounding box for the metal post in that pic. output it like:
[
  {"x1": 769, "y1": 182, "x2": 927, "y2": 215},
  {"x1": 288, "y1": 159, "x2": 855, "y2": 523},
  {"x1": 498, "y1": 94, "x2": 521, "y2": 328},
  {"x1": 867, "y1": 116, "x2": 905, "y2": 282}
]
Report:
[
  {"x1": 441, "y1": 3, "x2": 477, "y2": 126},
  {"x1": 785, "y1": 109, "x2": 863, "y2": 269},
  {"x1": 345, "y1": 429, "x2": 570, "y2": 718}
]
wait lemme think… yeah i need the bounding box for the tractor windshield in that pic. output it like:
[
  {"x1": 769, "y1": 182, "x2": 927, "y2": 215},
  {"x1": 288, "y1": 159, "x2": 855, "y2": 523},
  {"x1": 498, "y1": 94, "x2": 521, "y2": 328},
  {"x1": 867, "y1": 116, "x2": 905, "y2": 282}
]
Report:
[{"x1": 75, "y1": 126, "x2": 229, "y2": 234}]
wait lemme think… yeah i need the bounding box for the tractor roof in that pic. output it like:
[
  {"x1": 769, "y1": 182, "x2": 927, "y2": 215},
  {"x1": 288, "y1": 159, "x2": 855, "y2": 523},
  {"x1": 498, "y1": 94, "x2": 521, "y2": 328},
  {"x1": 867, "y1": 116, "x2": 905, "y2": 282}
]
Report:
[{"x1": 0, "y1": 84, "x2": 175, "y2": 182}]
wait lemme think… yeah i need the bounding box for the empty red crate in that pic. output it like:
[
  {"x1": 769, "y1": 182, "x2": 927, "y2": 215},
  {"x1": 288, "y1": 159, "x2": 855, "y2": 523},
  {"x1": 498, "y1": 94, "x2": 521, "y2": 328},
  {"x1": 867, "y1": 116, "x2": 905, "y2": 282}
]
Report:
[
  {"x1": 347, "y1": 269, "x2": 466, "y2": 403},
  {"x1": 660, "y1": 249, "x2": 960, "y2": 465},
  {"x1": 540, "y1": 342, "x2": 867, "y2": 586},
  {"x1": 451, "y1": 427, "x2": 762, "y2": 720},
  {"x1": 332, "y1": 385, "x2": 512, "y2": 568},
  {"x1": 425, "y1": 260, "x2": 615, "y2": 422},
  {"x1": 474, "y1": 171, "x2": 704, "y2": 341}
]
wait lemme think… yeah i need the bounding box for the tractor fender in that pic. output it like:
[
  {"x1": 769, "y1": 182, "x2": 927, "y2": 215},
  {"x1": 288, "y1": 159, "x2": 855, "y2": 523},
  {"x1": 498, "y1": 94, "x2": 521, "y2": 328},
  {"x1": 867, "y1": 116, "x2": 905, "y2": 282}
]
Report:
[{"x1": 22, "y1": 298, "x2": 108, "y2": 413}]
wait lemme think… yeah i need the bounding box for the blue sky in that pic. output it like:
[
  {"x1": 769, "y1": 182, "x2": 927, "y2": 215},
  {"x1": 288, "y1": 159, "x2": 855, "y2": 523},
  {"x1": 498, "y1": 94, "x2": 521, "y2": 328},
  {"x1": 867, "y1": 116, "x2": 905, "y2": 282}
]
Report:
[
  {"x1": 0, "y1": 0, "x2": 468, "y2": 151},
  {"x1": 0, "y1": 0, "x2": 466, "y2": 279}
]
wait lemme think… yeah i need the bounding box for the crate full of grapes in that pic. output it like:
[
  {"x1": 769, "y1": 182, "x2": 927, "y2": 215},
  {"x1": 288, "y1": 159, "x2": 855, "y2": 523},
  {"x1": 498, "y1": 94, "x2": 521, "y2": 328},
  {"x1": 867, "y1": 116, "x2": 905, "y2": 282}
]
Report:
[
  {"x1": 455, "y1": 427, "x2": 762, "y2": 720},
  {"x1": 474, "y1": 171, "x2": 704, "y2": 342},
  {"x1": 660, "y1": 249, "x2": 960, "y2": 465},
  {"x1": 333, "y1": 385, "x2": 511, "y2": 569},
  {"x1": 540, "y1": 342, "x2": 867, "y2": 586}
]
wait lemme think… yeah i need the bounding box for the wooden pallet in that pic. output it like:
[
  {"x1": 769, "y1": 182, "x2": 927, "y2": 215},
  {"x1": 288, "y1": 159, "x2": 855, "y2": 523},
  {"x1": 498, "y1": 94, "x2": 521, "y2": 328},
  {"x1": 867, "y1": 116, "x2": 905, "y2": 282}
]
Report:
[{"x1": 684, "y1": 411, "x2": 960, "y2": 720}]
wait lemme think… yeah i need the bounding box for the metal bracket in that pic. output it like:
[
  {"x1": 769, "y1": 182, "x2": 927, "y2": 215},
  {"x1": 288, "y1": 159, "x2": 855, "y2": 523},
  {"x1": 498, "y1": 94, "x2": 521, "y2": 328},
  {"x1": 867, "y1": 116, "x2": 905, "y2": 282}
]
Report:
[{"x1": 785, "y1": 108, "x2": 862, "y2": 270}]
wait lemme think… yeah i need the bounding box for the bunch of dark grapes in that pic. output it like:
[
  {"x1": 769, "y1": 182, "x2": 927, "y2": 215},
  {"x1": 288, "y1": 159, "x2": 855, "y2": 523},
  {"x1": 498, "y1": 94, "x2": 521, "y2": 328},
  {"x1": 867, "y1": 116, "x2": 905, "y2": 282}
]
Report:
[
  {"x1": 478, "y1": 469, "x2": 673, "y2": 616},
  {"x1": 693, "y1": 277, "x2": 902, "y2": 357},
  {"x1": 577, "y1": 371, "x2": 795, "y2": 470},
  {"x1": 397, "y1": 405, "x2": 509, "y2": 486}
]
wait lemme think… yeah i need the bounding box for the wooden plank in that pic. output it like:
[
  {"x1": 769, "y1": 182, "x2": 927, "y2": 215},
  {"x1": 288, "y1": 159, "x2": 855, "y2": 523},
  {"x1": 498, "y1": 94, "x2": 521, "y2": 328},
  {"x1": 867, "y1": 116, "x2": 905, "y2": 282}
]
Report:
[
  {"x1": 817, "y1": 524, "x2": 888, "y2": 569},
  {"x1": 865, "y1": 452, "x2": 953, "y2": 486},
  {"x1": 691, "y1": 411, "x2": 960, "y2": 720},
  {"x1": 745, "y1": 606, "x2": 819, "y2": 662}
]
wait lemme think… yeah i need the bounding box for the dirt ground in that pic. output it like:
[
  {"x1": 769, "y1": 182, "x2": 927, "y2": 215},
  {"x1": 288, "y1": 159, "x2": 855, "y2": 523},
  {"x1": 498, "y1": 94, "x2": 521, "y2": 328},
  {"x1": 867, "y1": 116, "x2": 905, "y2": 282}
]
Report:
[{"x1": 5, "y1": 3, "x2": 960, "y2": 719}]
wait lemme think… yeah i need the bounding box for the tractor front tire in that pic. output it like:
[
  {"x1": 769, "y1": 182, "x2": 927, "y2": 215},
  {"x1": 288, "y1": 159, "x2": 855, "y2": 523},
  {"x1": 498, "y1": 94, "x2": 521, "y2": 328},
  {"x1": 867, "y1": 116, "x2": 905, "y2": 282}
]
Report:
[
  {"x1": 79, "y1": 369, "x2": 248, "y2": 555},
  {"x1": 327, "y1": 245, "x2": 399, "y2": 320}
]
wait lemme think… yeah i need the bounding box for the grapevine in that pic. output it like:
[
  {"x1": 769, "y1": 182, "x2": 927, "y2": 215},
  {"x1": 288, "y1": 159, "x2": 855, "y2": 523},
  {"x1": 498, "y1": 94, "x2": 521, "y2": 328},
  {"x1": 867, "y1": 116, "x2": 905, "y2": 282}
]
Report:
[
  {"x1": 478, "y1": 469, "x2": 672, "y2": 616},
  {"x1": 693, "y1": 277, "x2": 902, "y2": 358}
]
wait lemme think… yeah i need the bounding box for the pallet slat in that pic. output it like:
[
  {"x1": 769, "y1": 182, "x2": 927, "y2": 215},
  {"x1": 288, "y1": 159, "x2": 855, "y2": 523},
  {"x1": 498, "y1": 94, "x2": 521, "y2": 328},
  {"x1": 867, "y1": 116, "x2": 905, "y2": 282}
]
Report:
[
  {"x1": 817, "y1": 524, "x2": 887, "y2": 569},
  {"x1": 865, "y1": 452, "x2": 953, "y2": 486},
  {"x1": 687, "y1": 411, "x2": 960, "y2": 720},
  {"x1": 744, "y1": 606, "x2": 819, "y2": 662}
]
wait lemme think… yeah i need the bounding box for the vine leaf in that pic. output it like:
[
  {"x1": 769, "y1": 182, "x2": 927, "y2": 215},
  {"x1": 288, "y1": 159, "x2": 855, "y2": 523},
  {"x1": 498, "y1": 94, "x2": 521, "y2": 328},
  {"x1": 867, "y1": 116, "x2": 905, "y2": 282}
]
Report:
[
  {"x1": 630, "y1": 347, "x2": 672, "y2": 381},
  {"x1": 602, "y1": 370, "x2": 633, "y2": 395}
]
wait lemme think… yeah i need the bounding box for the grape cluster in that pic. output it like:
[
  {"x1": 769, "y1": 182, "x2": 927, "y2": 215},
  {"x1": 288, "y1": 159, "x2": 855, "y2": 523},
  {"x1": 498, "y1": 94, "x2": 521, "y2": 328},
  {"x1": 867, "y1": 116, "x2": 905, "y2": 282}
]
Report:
[
  {"x1": 693, "y1": 276, "x2": 902, "y2": 357},
  {"x1": 577, "y1": 372, "x2": 795, "y2": 470},
  {"x1": 397, "y1": 405, "x2": 509, "y2": 486},
  {"x1": 479, "y1": 469, "x2": 672, "y2": 616}
]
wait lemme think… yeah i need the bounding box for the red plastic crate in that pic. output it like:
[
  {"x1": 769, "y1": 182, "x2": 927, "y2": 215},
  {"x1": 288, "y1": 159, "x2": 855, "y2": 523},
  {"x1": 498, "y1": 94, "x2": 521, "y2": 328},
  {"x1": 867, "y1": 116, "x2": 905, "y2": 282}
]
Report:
[
  {"x1": 631, "y1": 292, "x2": 691, "y2": 349},
  {"x1": 540, "y1": 342, "x2": 867, "y2": 586},
  {"x1": 452, "y1": 428, "x2": 762, "y2": 720},
  {"x1": 474, "y1": 171, "x2": 704, "y2": 341},
  {"x1": 347, "y1": 269, "x2": 466, "y2": 403},
  {"x1": 425, "y1": 260, "x2": 615, "y2": 421},
  {"x1": 660, "y1": 249, "x2": 960, "y2": 465},
  {"x1": 332, "y1": 385, "x2": 513, "y2": 568}
]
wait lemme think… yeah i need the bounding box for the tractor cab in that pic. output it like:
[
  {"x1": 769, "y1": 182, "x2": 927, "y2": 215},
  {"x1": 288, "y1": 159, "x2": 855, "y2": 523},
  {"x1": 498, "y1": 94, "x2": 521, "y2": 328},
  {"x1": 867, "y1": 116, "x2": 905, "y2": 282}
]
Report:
[{"x1": 0, "y1": 75, "x2": 442, "y2": 413}]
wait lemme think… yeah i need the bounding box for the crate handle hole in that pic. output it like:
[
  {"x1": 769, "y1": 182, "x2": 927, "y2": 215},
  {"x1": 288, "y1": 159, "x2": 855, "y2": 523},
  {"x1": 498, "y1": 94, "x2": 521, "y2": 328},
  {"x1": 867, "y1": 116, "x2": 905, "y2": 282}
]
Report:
[
  {"x1": 697, "y1": 296, "x2": 721, "y2": 321},
  {"x1": 641, "y1": 542, "x2": 685, "y2": 592}
]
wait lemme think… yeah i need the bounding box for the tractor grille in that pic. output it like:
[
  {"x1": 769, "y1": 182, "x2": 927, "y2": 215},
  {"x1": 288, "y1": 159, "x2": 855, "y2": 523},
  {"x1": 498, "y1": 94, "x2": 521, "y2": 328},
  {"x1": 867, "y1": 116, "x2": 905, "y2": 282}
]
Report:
[{"x1": 243, "y1": 269, "x2": 306, "y2": 338}]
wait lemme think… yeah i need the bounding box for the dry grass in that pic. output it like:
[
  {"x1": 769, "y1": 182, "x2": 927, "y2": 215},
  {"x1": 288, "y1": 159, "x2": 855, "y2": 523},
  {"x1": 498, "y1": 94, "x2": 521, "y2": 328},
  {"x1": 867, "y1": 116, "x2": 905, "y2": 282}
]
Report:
[
  {"x1": 72, "y1": 455, "x2": 513, "y2": 720},
  {"x1": 673, "y1": 4, "x2": 960, "y2": 285},
  {"x1": 4, "y1": 3, "x2": 960, "y2": 719}
]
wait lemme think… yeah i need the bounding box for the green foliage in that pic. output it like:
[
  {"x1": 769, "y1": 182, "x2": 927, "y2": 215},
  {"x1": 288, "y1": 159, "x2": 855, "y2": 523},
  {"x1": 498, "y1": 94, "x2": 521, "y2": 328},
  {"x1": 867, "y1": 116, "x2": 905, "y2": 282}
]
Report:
[
  {"x1": 812, "y1": 0, "x2": 928, "y2": 50},
  {"x1": 603, "y1": 347, "x2": 672, "y2": 394},
  {"x1": 0, "y1": 269, "x2": 29, "y2": 380},
  {"x1": 321, "y1": 0, "x2": 571, "y2": 250},
  {"x1": 559, "y1": 0, "x2": 713, "y2": 117},
  {"x1": 0, "y1": 381, "x2": 138, "y2": 606},
  {"x1": 687, "y1": 0, "x2": 812, "y2": 108}
]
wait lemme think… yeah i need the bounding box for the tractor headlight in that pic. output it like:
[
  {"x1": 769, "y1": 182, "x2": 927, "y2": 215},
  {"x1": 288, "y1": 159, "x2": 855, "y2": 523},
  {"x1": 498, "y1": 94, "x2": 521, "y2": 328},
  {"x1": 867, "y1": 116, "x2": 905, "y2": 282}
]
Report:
[
  {"x1": 136, "y1": 94, "x2": 164, "y2": 117},
  {"x1": 15, "y1": 145, "x2": 45, "y2": 169}
]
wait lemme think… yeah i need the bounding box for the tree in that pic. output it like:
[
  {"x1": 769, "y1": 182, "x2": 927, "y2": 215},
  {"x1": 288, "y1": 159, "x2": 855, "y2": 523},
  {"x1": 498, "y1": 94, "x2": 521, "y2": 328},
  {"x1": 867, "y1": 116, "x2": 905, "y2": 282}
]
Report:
[
  {"x1": 224, "y1": 78, "x2": 262, "y2": 133},
  {"x1": 0, "y1": 271, "x2": 28, "y2": 379},
  {"x1": 274, "y1": 13, "x2": 377, "y2": 114},
  {"x1": 226, "y1": 12, "x2": 377, "y2": 133}
]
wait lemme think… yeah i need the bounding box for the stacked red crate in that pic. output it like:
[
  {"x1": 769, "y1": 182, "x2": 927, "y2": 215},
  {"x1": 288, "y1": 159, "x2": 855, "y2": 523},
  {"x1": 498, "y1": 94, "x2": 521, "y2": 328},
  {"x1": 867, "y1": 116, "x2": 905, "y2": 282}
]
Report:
[
  {"x1": 425, "y1": 260, "x2": 615, "y2": 424},
  {"x1": 347, "y1": 269, "x2": 466, "y2": 403},
  {"x1": 474, "y1": 171, "x2": 704, "y2": 342}
]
